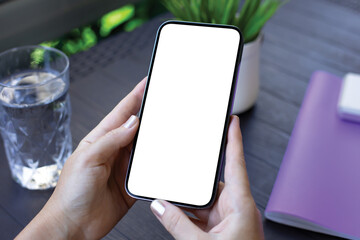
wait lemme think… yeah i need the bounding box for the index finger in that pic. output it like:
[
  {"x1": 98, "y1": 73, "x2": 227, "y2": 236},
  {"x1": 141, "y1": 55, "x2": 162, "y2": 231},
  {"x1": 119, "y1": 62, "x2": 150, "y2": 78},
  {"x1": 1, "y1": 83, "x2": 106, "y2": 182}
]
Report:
[
  {"x1": 225, "y1": 115, "x2": 251, "y2": 196},
  {"x1": 78, "y1": 77, "x2": 147, "y2": 149}
]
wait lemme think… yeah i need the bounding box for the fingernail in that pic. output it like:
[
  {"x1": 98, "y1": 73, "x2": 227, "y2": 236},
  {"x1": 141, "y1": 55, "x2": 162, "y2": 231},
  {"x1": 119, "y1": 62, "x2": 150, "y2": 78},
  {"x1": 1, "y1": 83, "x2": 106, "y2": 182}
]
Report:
[
  {"x1": 124, "y1": 115, "x2": 137, "y2": 129},
  {"x1": 151, "y1": 200, "x2": 165, "y2": 217}
]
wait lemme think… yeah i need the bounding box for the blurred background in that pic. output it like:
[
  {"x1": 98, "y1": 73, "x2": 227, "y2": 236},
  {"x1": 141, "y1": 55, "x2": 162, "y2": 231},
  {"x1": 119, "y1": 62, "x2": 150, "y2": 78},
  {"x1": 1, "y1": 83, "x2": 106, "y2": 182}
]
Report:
[
  {"x1": 1, "y1": 0, "x2": 358, "y2": 55},
  {"x1": 0, "y1": 0, "x2": 167, "y2": 54}
]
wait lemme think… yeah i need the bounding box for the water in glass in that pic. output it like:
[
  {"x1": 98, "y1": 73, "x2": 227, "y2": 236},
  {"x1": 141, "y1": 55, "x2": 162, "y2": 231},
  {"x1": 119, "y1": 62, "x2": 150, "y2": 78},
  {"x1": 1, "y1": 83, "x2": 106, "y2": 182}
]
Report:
[{"x1": 0, "y1": 71, "x2": 72, "y2": 189}]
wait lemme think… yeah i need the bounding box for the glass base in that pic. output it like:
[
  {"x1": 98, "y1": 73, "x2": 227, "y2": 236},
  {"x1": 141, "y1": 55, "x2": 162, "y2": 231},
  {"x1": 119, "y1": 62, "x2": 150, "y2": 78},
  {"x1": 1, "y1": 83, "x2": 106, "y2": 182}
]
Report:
[{"x1": 12, "y1": 164, "x2": 62, "y2": 190}]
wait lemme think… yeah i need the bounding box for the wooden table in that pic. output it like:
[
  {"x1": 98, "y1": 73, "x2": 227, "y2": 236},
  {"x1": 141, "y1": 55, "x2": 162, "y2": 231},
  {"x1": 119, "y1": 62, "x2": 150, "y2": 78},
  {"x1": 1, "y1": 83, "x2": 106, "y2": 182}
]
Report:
[{"x1": 1, "y1": 0, "x2": 358, "y2": 239}]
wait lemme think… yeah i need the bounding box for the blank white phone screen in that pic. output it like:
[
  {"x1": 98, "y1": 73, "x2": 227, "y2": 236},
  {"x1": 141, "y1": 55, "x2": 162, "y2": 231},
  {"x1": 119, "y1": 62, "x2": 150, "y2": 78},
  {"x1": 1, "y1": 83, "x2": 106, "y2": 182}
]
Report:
[{"x1": 127, "y1": 23, "x2": 241, "y2": 206}]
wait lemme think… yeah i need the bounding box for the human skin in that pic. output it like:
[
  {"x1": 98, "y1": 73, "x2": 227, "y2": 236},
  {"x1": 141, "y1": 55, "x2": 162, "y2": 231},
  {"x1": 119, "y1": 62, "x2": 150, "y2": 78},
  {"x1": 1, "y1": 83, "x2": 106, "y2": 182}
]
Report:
[
  {"x1": 150, "y1": 116, "x2": 264, "y2": 240},
  {"x1": 16, "y1": 78, "x2": 147, "y2": 239},
  {"x1": 16, "y1": 77, "x2": 264, "y2": 240}
]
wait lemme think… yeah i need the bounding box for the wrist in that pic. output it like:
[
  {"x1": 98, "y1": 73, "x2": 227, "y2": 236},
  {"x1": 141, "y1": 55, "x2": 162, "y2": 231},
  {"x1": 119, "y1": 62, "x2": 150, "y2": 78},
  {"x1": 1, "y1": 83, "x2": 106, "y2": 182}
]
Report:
[
  {"x1": 16, "y1": 197, "x2": 84, "y2": 240},
  {"x1": 48, "y1": 198, "x2": 85, "y2": 239}
]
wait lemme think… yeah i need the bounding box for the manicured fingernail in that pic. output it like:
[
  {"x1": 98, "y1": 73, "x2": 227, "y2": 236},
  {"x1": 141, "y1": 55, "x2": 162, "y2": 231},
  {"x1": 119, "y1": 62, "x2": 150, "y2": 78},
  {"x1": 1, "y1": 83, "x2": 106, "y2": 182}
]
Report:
[
  {"x1": 151, "y1": 200, "x2": 165, "y2": 217},
  {"x1": 124, "y1": 115, "x2": 137, "y2": 129}
]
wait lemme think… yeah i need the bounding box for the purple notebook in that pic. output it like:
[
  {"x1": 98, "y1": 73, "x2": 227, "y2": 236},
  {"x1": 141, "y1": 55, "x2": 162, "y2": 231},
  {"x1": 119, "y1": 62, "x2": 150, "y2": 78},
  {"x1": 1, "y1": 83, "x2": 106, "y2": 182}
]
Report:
[{"x1": 265, "y1": 71, "x2": 360, "y2": 239}]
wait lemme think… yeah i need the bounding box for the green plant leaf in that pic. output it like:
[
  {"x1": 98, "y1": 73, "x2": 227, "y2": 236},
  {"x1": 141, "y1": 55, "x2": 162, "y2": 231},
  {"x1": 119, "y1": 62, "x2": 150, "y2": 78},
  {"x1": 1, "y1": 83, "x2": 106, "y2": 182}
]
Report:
[
  {"x1": 228, "y1": 0, "x2": 242, "y2": 24},
  {"x1": 221, "y1": 0, "x2": 237, "y2": 24},
  {"x1": 163, "y1": 0, "x2": 189, "y2": 20},
  {"x1": 173, "y1": 1, "x2": 192, "y2": 20},
  {"x1": 243, "y1": 0, "x2": 282, "y2": 42},
  {"x1": 124, "y1": 18, "x2": 146, "y2": 32},
  {"x1": 181, "y1": 0, "x2": 197, "y2": 21},
  {"x1": 211, "y1": 0, "x2": 220, "y2": 23},
  {"x1": 160, "y1": 0, "x2": 183, "y2": 19},
  {"x1": 214, "y1": 0, "x2": 226, "y2": 23},
  {"x1": 161, "y1": 0, "x2": 285, "y2": 43},
  {"x1": 189, "y1": 0, "x2": 201, "y2": 21},
  {"x1": 208, "y1": 0, "x2": 220, "y2": 23},
  {"x1": 200, "y1": 0, "x2": 211, "y2": 22},
  {"x1": 235, "y1": 0, "x2": 250, "y2": 28},
  {"x1": 239, "y1": 0, "x2": 261, "y2": 30},
  {"x1": 100, "y1": 4, "x2": 135, "y2": 37}
]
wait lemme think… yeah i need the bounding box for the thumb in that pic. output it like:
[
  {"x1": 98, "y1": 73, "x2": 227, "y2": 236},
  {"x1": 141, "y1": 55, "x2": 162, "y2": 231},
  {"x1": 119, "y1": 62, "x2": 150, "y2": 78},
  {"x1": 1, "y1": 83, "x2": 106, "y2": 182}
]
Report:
[
  {"x1": 84, "y1": 115, "x2": 139, "y2": 166},
  {"x1": 150, "y1": 200, "x2": 204, "y2": 239}
]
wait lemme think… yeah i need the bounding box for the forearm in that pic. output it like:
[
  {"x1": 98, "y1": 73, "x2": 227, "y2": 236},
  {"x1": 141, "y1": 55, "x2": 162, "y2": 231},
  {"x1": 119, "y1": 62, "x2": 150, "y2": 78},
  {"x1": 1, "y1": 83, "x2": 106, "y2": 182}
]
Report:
[{"x1": 16, "y1": 199, "x2": 84, "y2": 240}]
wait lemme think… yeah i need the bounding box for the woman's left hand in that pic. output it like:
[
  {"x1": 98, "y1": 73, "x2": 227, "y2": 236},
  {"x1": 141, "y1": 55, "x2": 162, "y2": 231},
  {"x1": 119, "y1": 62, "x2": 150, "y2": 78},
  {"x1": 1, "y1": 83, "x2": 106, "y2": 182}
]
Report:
[{"x1": 16, "y1": 78, "x2": 146, "y2": 239}]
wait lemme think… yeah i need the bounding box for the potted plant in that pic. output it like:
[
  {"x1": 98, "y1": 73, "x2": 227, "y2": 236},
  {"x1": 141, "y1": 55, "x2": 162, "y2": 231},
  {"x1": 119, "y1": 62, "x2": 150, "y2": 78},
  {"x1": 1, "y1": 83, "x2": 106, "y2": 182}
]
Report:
[{"x1": 161, "y1": 0, "x2": 284, "y2": 114}]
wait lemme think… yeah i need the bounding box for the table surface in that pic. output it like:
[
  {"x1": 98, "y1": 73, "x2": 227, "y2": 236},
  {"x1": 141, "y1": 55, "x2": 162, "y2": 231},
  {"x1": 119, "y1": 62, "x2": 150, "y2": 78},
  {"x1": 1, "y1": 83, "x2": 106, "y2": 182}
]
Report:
[{"x1": 1, "y1": 0, "x2": 359, "y2": 239}]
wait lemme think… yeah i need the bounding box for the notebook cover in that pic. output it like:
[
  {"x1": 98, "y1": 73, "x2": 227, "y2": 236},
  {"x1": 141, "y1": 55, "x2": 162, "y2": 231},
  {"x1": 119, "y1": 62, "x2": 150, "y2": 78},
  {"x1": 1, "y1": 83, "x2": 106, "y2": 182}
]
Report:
[{"x1": 265, "y1": 71, "x2": 360, "y2": 238}]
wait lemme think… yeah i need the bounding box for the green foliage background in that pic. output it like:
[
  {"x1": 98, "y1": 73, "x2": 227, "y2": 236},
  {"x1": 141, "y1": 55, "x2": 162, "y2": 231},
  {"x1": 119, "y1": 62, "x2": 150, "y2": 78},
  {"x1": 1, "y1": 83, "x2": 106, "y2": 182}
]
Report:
[
  {"x1": 161, "y1": 0, "x2": 284, "y2": 43},
  {"x1": 42, "y1": 0, "x2": 166, "y2": 56},
  {"x1": 43, "y1": 0, "x2": 284, "y2": 55}
]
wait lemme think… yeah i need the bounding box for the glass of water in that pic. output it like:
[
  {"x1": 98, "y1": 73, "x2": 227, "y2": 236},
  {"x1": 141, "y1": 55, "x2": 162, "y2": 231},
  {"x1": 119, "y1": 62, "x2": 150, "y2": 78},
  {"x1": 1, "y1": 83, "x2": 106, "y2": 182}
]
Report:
[{"x1": 0, "y1": 46, "x2": 72, "y2": 190}]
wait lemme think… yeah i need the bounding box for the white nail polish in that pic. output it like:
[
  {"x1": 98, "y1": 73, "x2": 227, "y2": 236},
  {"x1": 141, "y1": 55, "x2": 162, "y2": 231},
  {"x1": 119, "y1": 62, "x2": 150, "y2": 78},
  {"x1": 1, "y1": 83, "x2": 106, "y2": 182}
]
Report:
[
  {"x1": 151, "y1": 200, "x2": 165, "y2": 217},
  {"x1": 124, "y1": 115, "x2": 137, "y2": 129}
]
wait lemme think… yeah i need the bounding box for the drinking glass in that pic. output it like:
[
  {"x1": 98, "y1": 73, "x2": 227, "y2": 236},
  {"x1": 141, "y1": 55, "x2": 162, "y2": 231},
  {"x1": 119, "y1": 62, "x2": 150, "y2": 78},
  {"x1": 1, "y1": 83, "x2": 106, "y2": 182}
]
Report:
[{"x1": 0, "y1": 46, "x2": 72, "y2": 190}]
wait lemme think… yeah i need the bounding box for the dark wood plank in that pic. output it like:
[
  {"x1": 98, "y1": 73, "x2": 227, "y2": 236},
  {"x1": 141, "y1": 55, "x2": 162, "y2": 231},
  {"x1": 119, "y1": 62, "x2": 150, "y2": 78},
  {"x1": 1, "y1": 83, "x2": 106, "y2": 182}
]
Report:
[
  {"x1": 260, "y1": 63, "x2": 308, "y2": 107},
  {"x1": 263, "y1": 17, "x2": 360, "y2": 74},
  {"x1": 69, "y1": 94, "x2": 102, "y2": 144},
  {"x1": 290, "y1": 0, "x2": 360, "y2": 34},
  {"x1": 0, "y1": 205, "x2": 23, "y2": 239},
  {"x1": 104, "y1": 224, "x2": 130, "y2": 240},
  {"x1": 115, "y1": 201, "x2": 172, "y2": 240},
  {"x1": 278, "y1": 0, "x2": 360, "y2": 54},
  {"x1": 0, "y1": 138, "x2": 52, "y2": 228},
  {"x1": 254, "y1": 90, "x2": 298, "y2": 135},
  {"x1": 240, "y1": 112, "x2": 290, "y2": 168},
  {"x1": 261, "y1": 39, "x2": 345, "y2": 81},
  {"x1": 71, "y1": 71, "x2": 123, "y2": 115}
]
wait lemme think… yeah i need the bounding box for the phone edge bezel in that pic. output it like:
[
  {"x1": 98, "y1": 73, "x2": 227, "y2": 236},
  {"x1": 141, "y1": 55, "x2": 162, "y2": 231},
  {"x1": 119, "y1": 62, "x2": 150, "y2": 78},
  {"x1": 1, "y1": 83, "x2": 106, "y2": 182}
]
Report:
[{"x1": 125, "y1": 20, "x2": 244, "y2": 209}]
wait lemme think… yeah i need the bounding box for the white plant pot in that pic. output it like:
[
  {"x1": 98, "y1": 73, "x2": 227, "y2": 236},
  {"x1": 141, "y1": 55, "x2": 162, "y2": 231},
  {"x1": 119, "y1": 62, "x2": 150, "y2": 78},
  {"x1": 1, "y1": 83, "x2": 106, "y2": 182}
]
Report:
[{"x1": 232, "y1": 34, "x2": 262, "y2": 114}]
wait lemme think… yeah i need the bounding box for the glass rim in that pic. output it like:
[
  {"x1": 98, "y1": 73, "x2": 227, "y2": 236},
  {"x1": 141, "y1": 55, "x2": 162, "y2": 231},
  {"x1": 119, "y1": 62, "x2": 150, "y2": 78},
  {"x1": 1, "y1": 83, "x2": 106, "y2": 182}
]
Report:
[{"x1": 0, "y1": 45, "x2": 69, "y2": 89}]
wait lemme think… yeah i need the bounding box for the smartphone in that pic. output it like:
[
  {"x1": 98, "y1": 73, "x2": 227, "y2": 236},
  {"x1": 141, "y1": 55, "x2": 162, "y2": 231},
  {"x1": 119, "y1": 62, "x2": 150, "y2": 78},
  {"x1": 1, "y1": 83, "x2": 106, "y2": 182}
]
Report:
[{"x1": 125, "y1": 21, "x2": 243, "y2": 208}]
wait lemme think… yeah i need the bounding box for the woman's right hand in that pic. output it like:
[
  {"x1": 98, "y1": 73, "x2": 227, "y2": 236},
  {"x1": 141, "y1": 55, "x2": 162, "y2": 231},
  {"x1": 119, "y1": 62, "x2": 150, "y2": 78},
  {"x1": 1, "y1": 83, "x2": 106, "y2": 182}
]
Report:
[{"x1": 150, "y1": 116, "x2": 264, "y2": 240}]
